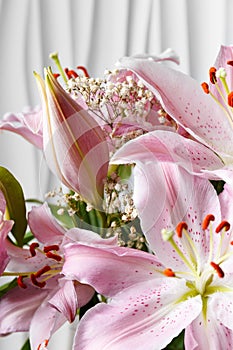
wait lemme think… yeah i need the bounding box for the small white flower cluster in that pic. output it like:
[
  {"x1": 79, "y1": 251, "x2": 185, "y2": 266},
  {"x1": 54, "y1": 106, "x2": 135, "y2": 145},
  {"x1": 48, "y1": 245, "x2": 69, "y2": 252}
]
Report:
[
  {"x1": 103, "y1": 172, "x2": 137, "y2": 222},
  {"x1": 66, "y1": 69, "x2": 157, "y2": 128}
]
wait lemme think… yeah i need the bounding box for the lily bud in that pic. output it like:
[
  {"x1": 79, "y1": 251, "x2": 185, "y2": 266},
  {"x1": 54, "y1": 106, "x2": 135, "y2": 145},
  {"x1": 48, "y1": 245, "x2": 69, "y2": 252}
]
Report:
[{"x1": 34, "y1": 68, "x2": 109, "y2": 208}]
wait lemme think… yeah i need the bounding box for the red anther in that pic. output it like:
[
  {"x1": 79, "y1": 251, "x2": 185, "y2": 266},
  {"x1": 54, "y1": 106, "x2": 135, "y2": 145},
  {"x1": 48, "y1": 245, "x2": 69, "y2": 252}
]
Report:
[
  {"x1": 30, "y1": 274, "x2": 46, "y2": 288},
  {"x1": 77, "y1": 66, "x2": 90, "y2": 78},
  {"x1": 46, "y1": 251, "x2": 62, "y2": 261},
  {"x1": 64, "y1": 68, "x2": 78, "y2": 79},
  {"x1": 215, "y1": 220, "x2": 231, "y2": 233},
  {"x1": 209, "y1": 67, "x2": 217, "y2": 84},
  {"x1": 201, "y1": 82, "x2": 210, "y2": 94},
  {"x1": 37, "y1": 339, "x2": 49, "y2": 350},
  {"x1": 35, "y1": 265, "x2": 51, "y2": 278},
  {"x1": 176, "y1": 222, "x2": 188, "y2": 238},
  {"x1": 163, "y1": 268, "x2": 175, "y2": 277},
  {"x1": 210, "y1": 261, "x2": 224, "y2": 278},
  {"x1": 53, "y1": 73, "x2": 60, "y2": 79},
  {"x1": 227, "y1": 60, "x2": 233, "y2": 66},
  {"x1": 43, "y1": 245, "x2": 59, "y2": 253},
  {"x1": 29, "y1": 242, "x2": 39, "y2": 257},
  {"x1": 17, "y1": 276, "x2": 27, "y2": 289},
  {"x1": 202, "y1": 214, "x2": 215, "y2": 230},
  {"x1": 228, "y1": 92, "x2": 233, "y2": 108}
]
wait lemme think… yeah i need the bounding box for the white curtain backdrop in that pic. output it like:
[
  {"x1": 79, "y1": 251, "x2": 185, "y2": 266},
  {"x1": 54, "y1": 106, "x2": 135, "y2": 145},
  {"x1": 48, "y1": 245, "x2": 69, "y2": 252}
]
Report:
[{"x1": 0, "y1": 0, "x2": 233, "y2": 348}]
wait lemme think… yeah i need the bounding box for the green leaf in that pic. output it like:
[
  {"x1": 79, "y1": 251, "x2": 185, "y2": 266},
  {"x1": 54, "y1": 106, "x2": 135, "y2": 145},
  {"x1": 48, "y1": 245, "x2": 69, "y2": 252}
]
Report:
[
  {"x1": 0, "y1": 278, "x2": 18, "y2": 298},
  {"x1": 0, "y1": 167, "x2": 27, "y2": 246},
  {"x1": 21, "y1": 338, "x2": 31, "y2": 350},
  {"x1": 163, "y1": 330, "x2": 184, "y2": 349}
]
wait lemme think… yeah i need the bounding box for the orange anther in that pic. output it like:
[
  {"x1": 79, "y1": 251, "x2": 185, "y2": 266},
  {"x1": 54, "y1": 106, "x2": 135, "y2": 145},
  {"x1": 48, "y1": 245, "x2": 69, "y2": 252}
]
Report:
[
  {"x1": 176, "y1": 222, "x2": 188, "y2": 238},
  {"x1": 201, "y1": 82, "x2": 210, "y2": 94},
  {"x1": 209, "y1": 67, "x2": 217, "y2": 84},
  {"x1": 202, "y1": 214, "x2": 215, "y2": 230},
  {"x1": 227, "y1": 60, "x2": 233, "y2": 66},
  {"x1": 210, "y1": 261, "x2": 224, "y2": 278},
  {"x1": 215, "y1": 220, "x2": 231, "y2": 233},
  {"x1": 163, "y1": 268, "x2": 175, "y2": 277},
  {"x1": 228, "y1": 92, "x2": 233, "y2": 108}
]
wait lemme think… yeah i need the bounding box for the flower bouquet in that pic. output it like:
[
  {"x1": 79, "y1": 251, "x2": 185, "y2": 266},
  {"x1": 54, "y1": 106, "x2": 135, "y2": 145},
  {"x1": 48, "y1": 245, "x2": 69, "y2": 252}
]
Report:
[{"x1": 0, "y1": 45, "x2": 233, "y2": 350}]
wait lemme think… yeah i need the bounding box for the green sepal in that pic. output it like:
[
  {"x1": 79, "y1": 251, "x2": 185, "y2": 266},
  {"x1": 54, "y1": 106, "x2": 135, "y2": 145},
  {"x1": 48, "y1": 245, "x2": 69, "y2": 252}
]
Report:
[
  {"x1": 0, "y1": 167, "x2": 27, "y2": 246},
  {"x1": 163, "y1": 330, "x2": 184, "y2": 349}
]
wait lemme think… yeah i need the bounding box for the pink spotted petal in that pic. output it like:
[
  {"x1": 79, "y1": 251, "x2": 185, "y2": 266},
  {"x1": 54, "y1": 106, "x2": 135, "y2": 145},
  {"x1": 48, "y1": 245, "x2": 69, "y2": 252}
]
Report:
[
  {"x1": 63, "y1": 244, "x2": 164, "y2": 297},
  {"x1": 28, "y1": 203, "x2": 65, "y2": 244},
  {"x1": 0, "y1": 285, "x2": 49, "y2": 334},
  {"x1": 73, "y1": 279, "x2": 202, "y2": 350},
  {"x1": 118, "y1": 57, "x2": 233, "y2": 160},
  {"x1": 111, "y1": 130, "x2": 224, "y2": 176},
  {"x1": 134, "y1": 164, "x2": 221, "y2": 270},
  {"x1": 185, "y1": 302, "x2": 233, "y2": 350}
]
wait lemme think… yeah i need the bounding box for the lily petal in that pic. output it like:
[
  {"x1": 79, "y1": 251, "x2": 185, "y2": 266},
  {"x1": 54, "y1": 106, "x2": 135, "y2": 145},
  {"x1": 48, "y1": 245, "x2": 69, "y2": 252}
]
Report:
[
  {"x1": 0, "y1": 107, "x2": 43, "y2": 149},
  {"x1": 0, "y1": 284, "x2": 49, "y2": 334},
  {"x1": 63, "y1": 243, "x2": 164, "y2": 297},
  {"x1": 73, "y1": 279, "x2": 202, "y2": 350},
  {"x1": 28, "y1": 203, "x2": 65, "y2": 244},
  {"x1": 118, "y1": 57, "x2": 233, "y2": 160}
]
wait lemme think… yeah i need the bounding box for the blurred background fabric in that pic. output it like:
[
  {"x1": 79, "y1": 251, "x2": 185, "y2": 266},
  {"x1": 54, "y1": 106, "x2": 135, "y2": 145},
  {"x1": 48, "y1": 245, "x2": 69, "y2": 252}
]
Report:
[{"x1": 0, "y1": 0, "x2": 233, "y2": 348}]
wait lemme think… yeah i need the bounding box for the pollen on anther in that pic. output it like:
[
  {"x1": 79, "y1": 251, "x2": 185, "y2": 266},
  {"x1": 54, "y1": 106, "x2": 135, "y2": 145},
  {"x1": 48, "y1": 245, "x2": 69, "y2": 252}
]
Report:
[
  {"x1": 17, "y1": 275, "x2": 27, "y2": 289},
  {"x1": 46, "y1": 251, "x2": 62, "y2": 261},
  {"x1": 201, "y1": 82, "x2": 210, "y2": 94},
  {"x1": 215, "y1": 220, "x2": 230, "y2": 233},
  {"x1": 35, "y1": 265, "x2": 51, "y2": 278},
  {"x1": 29, "y1": 242, "x2": 39, "y2": 257},
  {"x1": 227, "y1": 60, "x2": 233, "y2": 67},
  {"x1": 202, "y1": 214, "x2": 215, "y2": 230},
  {"x1": 228, "y1": 92, "x2": 233, "y2": 108},
  {"x1": 176, "y1": 222, "x2": 188, "y2": 238},
  {"x1": 163, "y1": 268, "x2": 175, "y2": 277},
  {"x1": 209, "y1": 67, "x2": 217, "y2": 84},
  {"x1": 30, "y1": 274, "x2": 46, "y2": 288},
  {"x1": 210, "y1": 261, "x2": 224, "y2": 278},
  {"x1": 43, "y1": 245, "x2": 59, "y2": 253},
  {"x1": 77, "y1": 66, "x2": 90, "y2": 78}
]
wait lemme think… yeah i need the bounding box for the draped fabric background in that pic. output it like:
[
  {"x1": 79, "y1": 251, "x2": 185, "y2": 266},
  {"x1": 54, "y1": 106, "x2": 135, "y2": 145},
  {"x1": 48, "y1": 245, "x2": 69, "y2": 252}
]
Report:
[{"x1": 0, "y1": 0, "x2": 233, "y2": 348}]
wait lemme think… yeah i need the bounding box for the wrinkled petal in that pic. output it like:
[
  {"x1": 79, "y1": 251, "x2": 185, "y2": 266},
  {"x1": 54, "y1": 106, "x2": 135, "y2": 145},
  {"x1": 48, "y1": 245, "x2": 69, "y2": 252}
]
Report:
[
  {"x1": 28, "y1": 203, "x2": 65, "y2": 244},
  {"x1": 64, "y1": 227, "x2": 118, "y2": 246},
  {"x1": 185, "y1": 304, "x2": 233, "y2": 350},
  {"x1": 73, "y1": 279, "x2": 202, "y2": 350},
  {"x1": 118, "y1": 57, "x2": 233, "y2": 160},
  {"x1": 111, "y1": 130, "x2": 224, "y2": 176},
  {"x1": 117, "y1": 48, "x2": 180, "y2": 65},
  {"x1": 0, "y1": 284, "x2": 49, "y2": 334},
  {"x1": 0, "y1": 107, "x2": 43, "y2": 149},
  {"x1": 48, "y1": 279, "x2": 94, "y2": 323},
  {"x1": 30, "y1": 301, "x2": 67, "y2": 350},
  {"x1": 63, "y1": 243, "x2": 164, "y2": 297}
]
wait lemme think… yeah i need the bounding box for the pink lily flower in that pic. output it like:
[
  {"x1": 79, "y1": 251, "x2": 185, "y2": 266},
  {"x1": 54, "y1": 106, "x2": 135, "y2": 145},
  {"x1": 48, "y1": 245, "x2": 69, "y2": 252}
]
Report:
[
  {"x1": 0, "y1": 106, "x2": 43, "y2": 149},
  {"x1": 0, "y1": 191, "x2": 14, "y2": 274},
  {"x1": 0, "y1": 203, "x2": 117, "y2": 350},
  {"x1": 63, "y1": 174, "x2": 233, "y2": 349},
  {"x1": 117, "y1": 45, "x2": 233, "y2": 166},
  {"x1": 34, "y1": 68, "x2": 109, "y2": 208}
]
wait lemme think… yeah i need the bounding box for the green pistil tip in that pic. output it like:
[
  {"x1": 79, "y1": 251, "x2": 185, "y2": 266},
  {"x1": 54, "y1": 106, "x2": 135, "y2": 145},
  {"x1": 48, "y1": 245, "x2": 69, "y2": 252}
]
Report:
[
  {"x1": 161, "y1": 228, "x2": 174, "y2": 241},
  {"x1": 49, "y1": 51, "x2": 68, "y2": 84}
]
